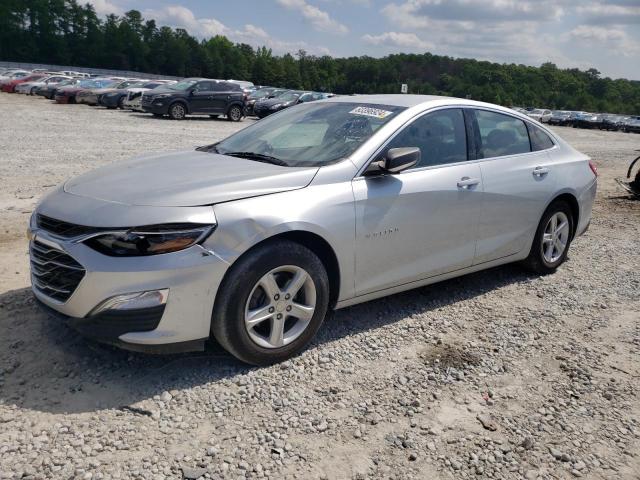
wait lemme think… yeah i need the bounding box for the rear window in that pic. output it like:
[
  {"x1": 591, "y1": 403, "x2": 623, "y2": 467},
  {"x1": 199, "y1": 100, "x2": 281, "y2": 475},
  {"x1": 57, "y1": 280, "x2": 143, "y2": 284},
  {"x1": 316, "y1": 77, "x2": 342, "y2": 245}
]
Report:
[
  {"x1": 474, "y1": 110, "x2": 531, "y2": 159},
  {"x1": 527, "y1": 124, "x2": 555, "y2": 151}
]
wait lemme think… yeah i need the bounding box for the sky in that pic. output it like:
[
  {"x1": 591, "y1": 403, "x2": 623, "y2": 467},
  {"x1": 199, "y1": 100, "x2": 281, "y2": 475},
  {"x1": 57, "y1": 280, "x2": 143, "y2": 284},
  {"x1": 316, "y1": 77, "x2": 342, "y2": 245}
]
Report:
[{"x1": 89, "y1": 0, "x2": 640, "y2": 80}]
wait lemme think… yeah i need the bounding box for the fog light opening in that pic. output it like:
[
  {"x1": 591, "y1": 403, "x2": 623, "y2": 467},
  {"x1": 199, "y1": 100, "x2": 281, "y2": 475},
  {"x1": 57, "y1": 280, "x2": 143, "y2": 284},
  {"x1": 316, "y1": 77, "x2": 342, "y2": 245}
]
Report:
[{"x1": 90, "y1": 289, "x2": 169, "y2": 315}]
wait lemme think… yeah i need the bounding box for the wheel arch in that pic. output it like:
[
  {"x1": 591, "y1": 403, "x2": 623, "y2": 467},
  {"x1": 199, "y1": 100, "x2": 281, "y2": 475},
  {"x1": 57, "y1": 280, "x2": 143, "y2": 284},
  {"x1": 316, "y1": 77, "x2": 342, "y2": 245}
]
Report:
[
  {"x1": 215, "y1": 229, "x2": 341, "y2": 310},
  {"x1": 169, "y1": 98, "x2": 190, "y2": 114},
  {"x1": 546, "y1": 192, "x2": 580, "y2": 239},
  {"x1": 226, "y1": 101, "x2": 244, "y2": 115}
]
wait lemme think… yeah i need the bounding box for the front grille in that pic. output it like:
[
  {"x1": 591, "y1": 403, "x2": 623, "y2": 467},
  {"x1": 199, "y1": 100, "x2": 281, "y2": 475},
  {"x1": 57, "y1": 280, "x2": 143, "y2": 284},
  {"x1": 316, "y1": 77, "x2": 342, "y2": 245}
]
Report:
[
  {"x1": 37, "y1": 214, "x2": 102, "y2": 238},
  {"x1": 141, "y1": 94, "x2": 153, "y2": 105},
  {"x1": 30, "y1": 241, "x2": 86, "y2": 302},
  {"x1": 130, "y1": 92, "x2": 142, "y2": 100}
]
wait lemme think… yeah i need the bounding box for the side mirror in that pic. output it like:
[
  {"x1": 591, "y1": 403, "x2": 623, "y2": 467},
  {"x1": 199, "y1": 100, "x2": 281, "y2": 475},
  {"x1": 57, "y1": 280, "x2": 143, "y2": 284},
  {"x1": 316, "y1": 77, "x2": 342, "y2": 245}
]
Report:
[{"x1": 365, "y1": 147, "x2": 420, "y2": 175}]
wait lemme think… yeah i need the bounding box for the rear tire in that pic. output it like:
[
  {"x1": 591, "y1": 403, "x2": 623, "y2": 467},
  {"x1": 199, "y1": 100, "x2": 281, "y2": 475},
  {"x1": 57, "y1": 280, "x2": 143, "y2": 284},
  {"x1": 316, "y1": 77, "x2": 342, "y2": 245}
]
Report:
[
  {"x1": 212, "y1": 240, "x2": 330, "y2": 366},
  {"x1": 168, "y1": 102, "x2": 186, "y2": 120},
  {"x1": 523, "y1": 200, "x2": 574, "y2": 275},
  {"x1": 227, "y1": 105, "x2": 243, "y2": 122}
]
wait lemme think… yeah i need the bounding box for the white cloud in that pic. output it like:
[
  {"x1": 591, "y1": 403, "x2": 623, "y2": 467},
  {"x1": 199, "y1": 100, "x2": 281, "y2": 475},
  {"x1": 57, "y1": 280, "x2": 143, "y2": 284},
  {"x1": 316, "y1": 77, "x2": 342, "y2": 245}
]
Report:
[
  {"x1": 569, "y1": 25, "x2": 640, "y2": 55},
  {"x1": 362, "y1": 32, "x2": 432, "y2": 50},
  {"x1": 86, "y1": 0, "x2": 123, "y2": 16},
  {"x1": 143, "y1": 5, "x2": 330, "y2": 56},
  {"x1": 277, "y1": 0, "x2": 348, "y2": 34}
]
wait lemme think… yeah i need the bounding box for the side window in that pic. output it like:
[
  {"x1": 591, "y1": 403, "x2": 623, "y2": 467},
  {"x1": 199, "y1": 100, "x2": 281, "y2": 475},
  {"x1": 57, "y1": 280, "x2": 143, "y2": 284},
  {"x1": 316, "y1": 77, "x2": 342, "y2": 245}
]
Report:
[
  {"x1": 528, "y1": 123, "x2": 555, "y2": 151},
  {"x1": 385, "y1": 108, "x2": 467, "y2": 168},
  {"x1": 211, "y1": 82, "x2": 229, "y2": 92},
  {"x1": 474, "y1": 110, "x2": 530, "y2": 159},
  {"x1": 196, "y1": 81, "x2": 215, "y2": 92}
]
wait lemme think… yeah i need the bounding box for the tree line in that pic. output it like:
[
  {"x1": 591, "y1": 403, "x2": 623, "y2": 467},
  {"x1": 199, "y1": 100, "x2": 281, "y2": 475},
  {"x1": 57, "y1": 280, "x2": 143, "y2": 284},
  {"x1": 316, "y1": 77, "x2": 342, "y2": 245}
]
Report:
[{"x1": 2, "y1": 0, "x2": 639, "y2": 114}]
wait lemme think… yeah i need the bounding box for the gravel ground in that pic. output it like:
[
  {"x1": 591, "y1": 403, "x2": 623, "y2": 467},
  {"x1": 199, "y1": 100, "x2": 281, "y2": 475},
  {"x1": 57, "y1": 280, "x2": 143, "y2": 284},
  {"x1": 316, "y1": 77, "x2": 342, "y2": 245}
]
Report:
[{"x1": 0, "y1": 93, "x2": 639, "y2": 480}]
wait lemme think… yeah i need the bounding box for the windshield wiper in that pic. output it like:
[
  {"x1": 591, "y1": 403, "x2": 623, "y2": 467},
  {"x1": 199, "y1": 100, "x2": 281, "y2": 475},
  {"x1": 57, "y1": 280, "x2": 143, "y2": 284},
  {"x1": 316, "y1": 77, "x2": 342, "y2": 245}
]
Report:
[{"x1": 222, "y1": 151, "x2": 289, "y2": 167}]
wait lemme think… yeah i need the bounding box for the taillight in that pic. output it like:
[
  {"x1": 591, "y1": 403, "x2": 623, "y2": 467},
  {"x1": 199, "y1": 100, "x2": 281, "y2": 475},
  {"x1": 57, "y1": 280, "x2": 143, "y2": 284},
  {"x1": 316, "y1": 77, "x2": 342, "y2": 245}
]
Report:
[{"x1": 588, "y1": 160, "x2": 598, "y2": 177}]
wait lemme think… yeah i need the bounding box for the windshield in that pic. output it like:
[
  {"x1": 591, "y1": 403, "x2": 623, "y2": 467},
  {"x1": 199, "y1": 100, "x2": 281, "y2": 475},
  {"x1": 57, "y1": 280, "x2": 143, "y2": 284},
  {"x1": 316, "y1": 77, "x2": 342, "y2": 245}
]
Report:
[
  {"x1": 169, "y1": 79, "x2": 198, "y2": 90},
  {"x1": 249, "y1": 88, "x2": 274, "y2": 99},
  {"x1": 212, "y1": 102, "x2": 406, "y2": 167},
  {"x1": 276, "y1": 92, "x2": 301, "y2": 102}
]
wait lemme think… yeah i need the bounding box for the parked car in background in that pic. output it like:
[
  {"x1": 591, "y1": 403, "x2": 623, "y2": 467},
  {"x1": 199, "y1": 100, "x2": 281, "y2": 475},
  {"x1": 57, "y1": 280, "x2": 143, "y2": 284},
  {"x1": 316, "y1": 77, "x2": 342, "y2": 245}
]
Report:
[
  {"x1": 76, "y1": 78, "x2": 129, "y2": 105},
  {"x1": 15, "y1": 75, "x2": 71, "y2": 95},
  {"x1": 101, "y1": 80, "x2": 166, "y2": 109},
  {"x1": 29, "y1": 95, "x2": 597, "y2": 364},
  {"x1": 1, "y1": 73, "x2": 48, "y2": 93},
  {"x1": 55, "y1": 78, "x2": 115, "y2": 104},
  {"x1": 0, "y1": 70, "x2": 30, "y2": 84},
  {"x1": 548, "y1": 111, "x2": 572, "y2": 126},
  {"x1": 526, "y1": 109, "x2": 552, "y2": 123},
  {"x1": 141, "y1": 78, "x2": 245, "y2": 121},
  {"x1": 573, "y1": 113, "x2": 602, "y2": 129},
  {"x1": 623, "y1": 116, "x2": 640, "y2": 133},
  {"x1": 36, "y1": 78, "x2": 81, "y2": 99},
  {"x1": 245, "y1": 87, "x2": 280, "y2": 115},
  {"x1": 228, "y1": 79, "x2": 255, "y2": 94},
  {"x1": 122, "y1": 81, "x2": 174, "y2": 111},
  {"x1": 253, "y1": 91, "x2": 326, "y2": 118},
  {"x1": 600, "y1": 114, "x2": 626, "y2": 131}
]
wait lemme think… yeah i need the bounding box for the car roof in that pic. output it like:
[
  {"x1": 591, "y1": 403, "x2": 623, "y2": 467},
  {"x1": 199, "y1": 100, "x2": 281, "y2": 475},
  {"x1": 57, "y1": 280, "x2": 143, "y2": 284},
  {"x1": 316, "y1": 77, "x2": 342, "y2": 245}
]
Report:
[{"x1": 324, "y1": 94, "x2": 453, "y2": 107}]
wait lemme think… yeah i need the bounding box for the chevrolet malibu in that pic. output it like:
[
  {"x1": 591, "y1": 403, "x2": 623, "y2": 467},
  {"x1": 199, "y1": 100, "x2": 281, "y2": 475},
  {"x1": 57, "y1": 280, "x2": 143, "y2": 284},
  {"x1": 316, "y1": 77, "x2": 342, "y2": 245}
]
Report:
[{"x1": 29, "y1": 95, "x2": 597, "y2": 365}]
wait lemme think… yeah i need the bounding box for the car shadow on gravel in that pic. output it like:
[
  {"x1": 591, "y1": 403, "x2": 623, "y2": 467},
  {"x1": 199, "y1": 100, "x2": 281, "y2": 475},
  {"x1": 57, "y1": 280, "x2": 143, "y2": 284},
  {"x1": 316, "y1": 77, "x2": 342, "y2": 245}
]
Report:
[
  {"x1": 0, "y1": 263, "x2": 534, "y2": 414},
  {"x1": 127, "y1": 113, "x2": 232, "y2": 122}
]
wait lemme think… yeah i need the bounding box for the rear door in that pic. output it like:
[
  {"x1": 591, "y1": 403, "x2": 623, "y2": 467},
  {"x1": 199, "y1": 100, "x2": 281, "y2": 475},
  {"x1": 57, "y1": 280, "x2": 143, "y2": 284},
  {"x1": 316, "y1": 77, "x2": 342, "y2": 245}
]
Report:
[
  {"x1": 211, "y1": 82, "x2": 240, "y2": 114},
  {"x1": 471, "y1": 109, "x2": 558, "y2": 264},
  {"x1": 352, "y1": 108, "x2": 483, "y2": 295},
  {"x1": 190, "y1": 81, "x2": 216, "y2": 113}
]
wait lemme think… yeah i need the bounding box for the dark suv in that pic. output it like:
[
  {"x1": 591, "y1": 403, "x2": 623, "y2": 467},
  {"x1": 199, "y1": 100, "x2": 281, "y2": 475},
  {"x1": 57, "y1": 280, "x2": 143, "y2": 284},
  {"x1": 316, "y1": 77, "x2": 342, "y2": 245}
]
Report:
[{"x1": 141, "y1": 78, "x2": 246, "y2": 121}]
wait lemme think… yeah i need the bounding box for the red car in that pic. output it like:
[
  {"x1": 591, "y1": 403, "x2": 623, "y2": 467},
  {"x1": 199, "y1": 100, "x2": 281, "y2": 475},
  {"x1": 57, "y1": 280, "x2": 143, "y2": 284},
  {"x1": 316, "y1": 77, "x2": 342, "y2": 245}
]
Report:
[
  {"x1": 1, "y1": 74, "x2": 47, "y2": 93},
  {"x1": 54, "y1": 78, "x2": 116, "y2": 104}
]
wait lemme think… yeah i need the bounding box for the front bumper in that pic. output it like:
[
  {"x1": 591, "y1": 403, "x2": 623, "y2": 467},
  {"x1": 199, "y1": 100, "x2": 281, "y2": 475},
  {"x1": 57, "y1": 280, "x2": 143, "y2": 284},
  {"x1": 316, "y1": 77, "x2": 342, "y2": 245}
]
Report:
[
  {"x1": 142, "y1": 102, "x2": 170, "y2": 115},
  {"x1": 77, "y1": 93, "x2": 98, "y2": 105},
  {"x1": 29, "y1": 193, "x2": 230, "y2": 351}
]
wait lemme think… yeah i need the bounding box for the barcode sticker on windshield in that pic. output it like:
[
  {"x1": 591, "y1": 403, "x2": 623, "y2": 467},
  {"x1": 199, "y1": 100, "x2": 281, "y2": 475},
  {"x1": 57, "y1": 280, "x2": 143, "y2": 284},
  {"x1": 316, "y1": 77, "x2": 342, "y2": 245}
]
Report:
[{"x1": 349, "y1": 106, "x2": 393, "y2": 119}]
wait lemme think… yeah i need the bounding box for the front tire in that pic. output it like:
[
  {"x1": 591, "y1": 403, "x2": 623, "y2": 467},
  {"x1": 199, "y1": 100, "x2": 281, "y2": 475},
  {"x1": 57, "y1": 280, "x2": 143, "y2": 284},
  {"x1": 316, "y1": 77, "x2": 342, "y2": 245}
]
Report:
[
  {"x1": 168, "y1": 102, "x2": 186, "y2": 120},
  {"x1": 523, "y1": 200, "x2": 574, "y2": 274},
  {"x1": 212, "y1": 240, "x2": 330, "y2": 366}
]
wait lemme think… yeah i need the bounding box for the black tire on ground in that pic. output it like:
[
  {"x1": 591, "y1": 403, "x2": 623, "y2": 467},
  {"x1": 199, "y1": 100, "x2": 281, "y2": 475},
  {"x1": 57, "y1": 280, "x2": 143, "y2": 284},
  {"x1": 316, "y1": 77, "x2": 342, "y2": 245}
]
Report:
[
  {"x1": 522, "y1": 200, "x2": 574, "y2": 275},
  {"x1": 211, "y1": 239, "x2": 330, "y2": 366},
  {"x1": 30, "y1": 87, "x2": 37, "y2": 95},
  {"x1": 168, "y1": 102, "x2": 186, "y2": 120},
  {"x1": 117, "y1": 96, "x2": 125, "y2": 109},
  {"x1": 227, "y1": 105, "x2": 243, "y2": 122},
  {"x1": 69, "y1": 96, "x2": 75, "y2": 104}
]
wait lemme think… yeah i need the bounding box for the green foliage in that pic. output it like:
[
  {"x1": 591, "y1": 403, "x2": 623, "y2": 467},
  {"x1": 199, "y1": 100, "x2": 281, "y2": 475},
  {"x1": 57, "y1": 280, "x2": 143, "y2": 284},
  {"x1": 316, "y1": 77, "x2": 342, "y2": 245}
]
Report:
[{"x1": 3, "y1": 0, "x2": 639, "y2": 114}]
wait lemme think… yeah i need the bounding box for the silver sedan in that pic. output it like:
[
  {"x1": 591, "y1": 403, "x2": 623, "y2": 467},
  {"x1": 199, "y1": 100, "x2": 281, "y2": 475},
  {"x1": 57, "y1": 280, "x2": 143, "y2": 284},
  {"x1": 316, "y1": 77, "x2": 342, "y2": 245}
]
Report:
[{"x1": 29, "y1": 95, "x2": 597, "y2": 365}]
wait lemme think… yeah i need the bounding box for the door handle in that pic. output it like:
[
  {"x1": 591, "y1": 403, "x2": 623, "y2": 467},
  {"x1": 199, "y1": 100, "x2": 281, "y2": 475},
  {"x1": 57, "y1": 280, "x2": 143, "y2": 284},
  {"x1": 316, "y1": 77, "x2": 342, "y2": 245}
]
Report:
[
  {"x1": 457, "y1": 177, "x2": 480, "y2": 188},
  {"x1": 533, "y1": 166, "x2": 550, "y2": 176}
]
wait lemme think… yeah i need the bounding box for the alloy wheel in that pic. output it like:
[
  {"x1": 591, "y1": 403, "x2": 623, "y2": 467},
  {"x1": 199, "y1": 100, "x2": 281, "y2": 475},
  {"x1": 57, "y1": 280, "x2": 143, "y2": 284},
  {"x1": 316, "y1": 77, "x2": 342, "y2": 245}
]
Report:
[
  {"x1": 541, "y1": 211, "x2": 570, "y2": 263},
  {"x1": 229, "y1": 106, "x2": 242, "y2": 121},
  {"x1": 171, "y1": 104, "x2": 185, "y2": 119},
  {"x1": 244, "y1": 265, "x2": 316, "y2": 349}
]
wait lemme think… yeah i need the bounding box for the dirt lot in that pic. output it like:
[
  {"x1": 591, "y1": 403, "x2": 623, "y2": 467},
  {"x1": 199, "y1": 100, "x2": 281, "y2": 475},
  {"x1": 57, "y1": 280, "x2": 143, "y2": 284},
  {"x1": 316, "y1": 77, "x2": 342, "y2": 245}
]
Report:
[{"x1": 0, "y1": 93, "x2": 639, "y2": 480}]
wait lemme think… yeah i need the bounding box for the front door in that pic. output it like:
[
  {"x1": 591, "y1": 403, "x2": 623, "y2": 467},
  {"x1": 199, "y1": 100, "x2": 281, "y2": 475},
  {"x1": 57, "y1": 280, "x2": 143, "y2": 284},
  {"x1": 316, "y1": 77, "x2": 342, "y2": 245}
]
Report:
[
  {"x1": 190, "y1": 81, "x2": 216, "y2": 113},
  {"x1": 352, "y1": 108, "x2": 482, "y2": 296}
]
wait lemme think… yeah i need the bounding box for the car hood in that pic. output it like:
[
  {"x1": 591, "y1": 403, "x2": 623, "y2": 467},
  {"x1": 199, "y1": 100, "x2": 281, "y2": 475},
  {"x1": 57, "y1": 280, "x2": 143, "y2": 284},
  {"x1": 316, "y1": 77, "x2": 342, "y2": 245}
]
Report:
[
  {"x1": 258, "y1": 98, "x2": 297, "y2": 107},
  {"x1": 63, "y1": 150, "x2": 319, "y2": 207}
]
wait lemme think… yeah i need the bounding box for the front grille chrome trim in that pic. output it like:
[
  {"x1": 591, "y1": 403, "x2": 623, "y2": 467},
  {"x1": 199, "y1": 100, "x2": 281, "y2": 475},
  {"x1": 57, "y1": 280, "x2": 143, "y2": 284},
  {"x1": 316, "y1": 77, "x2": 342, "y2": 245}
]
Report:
[{"x1": 29, "y1": 240, "x2": 86, "y2": 303}]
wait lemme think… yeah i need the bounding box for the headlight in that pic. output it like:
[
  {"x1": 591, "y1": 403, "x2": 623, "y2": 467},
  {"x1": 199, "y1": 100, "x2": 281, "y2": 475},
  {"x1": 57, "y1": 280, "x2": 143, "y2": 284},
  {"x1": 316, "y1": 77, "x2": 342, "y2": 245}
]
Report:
[
  {"x1": 270, "y1": 103, "x2": 282, "y2": 109},
  {"x1": 84, "y1": 224, "x2": 215, "y2": 257},
  {"x1": 154, "y1": 94, "x2": 171, "y2": 100}
]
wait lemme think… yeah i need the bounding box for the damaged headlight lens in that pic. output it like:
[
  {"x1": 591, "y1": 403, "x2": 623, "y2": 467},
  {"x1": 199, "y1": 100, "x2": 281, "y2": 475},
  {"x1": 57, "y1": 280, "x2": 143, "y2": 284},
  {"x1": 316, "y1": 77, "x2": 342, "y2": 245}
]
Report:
[{"x1": 84, "y1": 224, "x2": 215, "y2": 257}]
